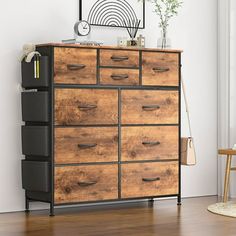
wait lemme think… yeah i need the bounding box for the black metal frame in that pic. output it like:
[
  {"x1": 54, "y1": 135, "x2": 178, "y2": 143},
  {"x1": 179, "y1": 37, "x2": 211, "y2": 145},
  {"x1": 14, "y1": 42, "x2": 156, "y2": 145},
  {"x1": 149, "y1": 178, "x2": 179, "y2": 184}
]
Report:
[
  {"x1": 54, "y1": 194, "x2": 178, "y2": 207},
  {"x1": 79, "y1": 0, "x2": 146, "y2": 29},
  {"x1": 178, "y1": 53, "x2": 182, "y2": 205},
  {"x1": 23, "y1": 45, "x2": 182, "y2": 216},
  {"x1": 118, "y1": 88, "x2": 122, "y2": 199},
  {"x1": 49, "y1": 46, "x2": 55, "y2": 216}
]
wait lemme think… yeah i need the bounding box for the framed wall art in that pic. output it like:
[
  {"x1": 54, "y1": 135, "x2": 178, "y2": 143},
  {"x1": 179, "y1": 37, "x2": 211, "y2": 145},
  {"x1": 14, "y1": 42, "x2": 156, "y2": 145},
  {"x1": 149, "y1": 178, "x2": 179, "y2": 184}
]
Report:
[{"x1": 79, "y1": 0, "x2": 145, "y2": 29}]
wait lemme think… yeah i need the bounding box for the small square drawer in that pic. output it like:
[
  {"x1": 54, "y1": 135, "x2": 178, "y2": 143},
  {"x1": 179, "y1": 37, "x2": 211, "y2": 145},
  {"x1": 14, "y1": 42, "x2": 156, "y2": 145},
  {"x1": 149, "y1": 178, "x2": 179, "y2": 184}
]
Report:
[
  {"x1": 55, "y1": 127, "x2": 118, "y2": 164},
  {"x1": 54, "y1": 89, "x2": 118, "y2": 125},
  {"x1": 54, "y1": 48, "x2": 97, "y2": 84},
  {"x1": 122, "y1": 126, "x2": 179, "y2": 161},
  {"x1": 55, "y1": 164, "x2": 118, "y2": 203},
  {"x1": 142, "y1": 52, "x2": 179, "y2": 86},
  {"x1": 100, "y1": 68, "x2": 139, "y2": 85},
  {"x1": 22, "y1": 91, "x2": 49, "y2": 122},
  {"x1": 121, "y1": 90, "x2": 179, "y2": 124},
  {"x1": 100, "y1": 49, "x2": 139, "y2": 68},
  {"x1": 22, "y1": 126, "x2": 49, "y2": 156},
  {"x1": 21, "y1": 56, "x2": 49, "y2": 89},
  {"x1": 22, "y1": 160, "x2": 50, "y2": 192},
  {"x1": 121, "y1": 162, "x2": 178, "y2": 199}
]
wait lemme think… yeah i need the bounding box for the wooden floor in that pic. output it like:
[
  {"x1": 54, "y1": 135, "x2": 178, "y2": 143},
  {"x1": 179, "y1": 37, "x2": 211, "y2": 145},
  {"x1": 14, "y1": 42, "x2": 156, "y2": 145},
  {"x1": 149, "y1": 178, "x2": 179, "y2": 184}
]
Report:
[{"x1": 0, "y1": 196, "x2": 236, "y2": 236}]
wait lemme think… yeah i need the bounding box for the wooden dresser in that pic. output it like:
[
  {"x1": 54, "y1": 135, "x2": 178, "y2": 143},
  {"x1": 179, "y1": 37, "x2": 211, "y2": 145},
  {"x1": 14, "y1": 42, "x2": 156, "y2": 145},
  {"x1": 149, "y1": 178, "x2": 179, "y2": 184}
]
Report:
[{"x1": 21, "y1": 44, "x2": 182, "y2": 216}]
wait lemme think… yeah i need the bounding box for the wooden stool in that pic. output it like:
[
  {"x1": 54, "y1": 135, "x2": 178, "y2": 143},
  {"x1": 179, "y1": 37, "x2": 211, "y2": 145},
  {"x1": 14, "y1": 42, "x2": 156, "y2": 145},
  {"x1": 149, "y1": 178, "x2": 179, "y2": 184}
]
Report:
[{"x1": 218, "y1": 149, "x2": 236, "y2": 202}]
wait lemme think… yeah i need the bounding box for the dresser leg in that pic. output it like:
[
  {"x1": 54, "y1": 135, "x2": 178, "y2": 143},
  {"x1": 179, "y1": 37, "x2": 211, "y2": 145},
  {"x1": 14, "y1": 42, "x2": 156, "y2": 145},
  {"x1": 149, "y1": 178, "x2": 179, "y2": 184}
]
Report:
[
  {"x1": 177, "y1": 195, "x2": 182, "y2": 205},
  {"x1": 25, "y1": 195, "x2": 30, "y2": 213},
  {"x1": 50, "y1": 203, "x2": 55, "y2": 217},
  {"x1": 148, "y1": 198, "x2": 154, "y2": 207}
]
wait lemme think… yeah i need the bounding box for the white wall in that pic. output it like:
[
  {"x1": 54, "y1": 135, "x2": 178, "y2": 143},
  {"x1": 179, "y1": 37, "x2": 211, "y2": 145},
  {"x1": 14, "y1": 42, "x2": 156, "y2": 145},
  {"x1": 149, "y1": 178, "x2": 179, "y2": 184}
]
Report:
[
  {"x1": 229, "y1": 0, "x2": 236, "y2": 197},
  {"x1": 218, "y1": 0, "x2": 236, "y2": 197},
  {"x1": 0, "y1": 0, "x2": 218, "y2": 213}
]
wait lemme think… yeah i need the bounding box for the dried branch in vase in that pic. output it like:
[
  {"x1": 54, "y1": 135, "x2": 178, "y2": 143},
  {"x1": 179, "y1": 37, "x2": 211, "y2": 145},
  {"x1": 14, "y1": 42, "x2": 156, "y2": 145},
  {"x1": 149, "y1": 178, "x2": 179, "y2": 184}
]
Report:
[{"x1": 123, "y1": 19, "x2": 141, "y2": 46}]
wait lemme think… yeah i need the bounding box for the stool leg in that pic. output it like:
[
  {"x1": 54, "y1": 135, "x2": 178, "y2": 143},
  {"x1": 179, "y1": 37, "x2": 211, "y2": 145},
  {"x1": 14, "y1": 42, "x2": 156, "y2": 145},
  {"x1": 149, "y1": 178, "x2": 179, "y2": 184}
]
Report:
[{"x1": 223, "y1": 155, "x2": 232, "y2": 203}]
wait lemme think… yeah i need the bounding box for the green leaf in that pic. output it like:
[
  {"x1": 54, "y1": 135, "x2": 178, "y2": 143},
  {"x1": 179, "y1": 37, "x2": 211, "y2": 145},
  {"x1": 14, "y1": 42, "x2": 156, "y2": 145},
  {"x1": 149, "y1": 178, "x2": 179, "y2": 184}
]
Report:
[{"x1": 138, "y1": 0, "x2": 183, "y2": 30}]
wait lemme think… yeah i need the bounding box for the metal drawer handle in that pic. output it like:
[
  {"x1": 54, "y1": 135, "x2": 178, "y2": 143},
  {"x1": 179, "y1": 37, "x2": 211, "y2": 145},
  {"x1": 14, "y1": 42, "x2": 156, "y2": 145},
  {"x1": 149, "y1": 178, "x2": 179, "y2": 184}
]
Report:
[
  {"x1": 142, "y1": 141, "x2": 161, "y2": 146},
  {"x1": 78, "y1": 104, "x2": 97, "y2": 111},
  {"x1": 111, "y1": 56, "x2": 129, "y2": 62},
  {"x1": 152, "y1": 67, "x2": 170, "y2": 73},
  {"x1": 67, "y1": 64, "x2": 86, "y2": 70},
  {"x1": 142, "y1": 105, "x2": 160, "y2": 111},
  {"x1": 142, "y1": 177, "x2": 161, "y2": 182},
  {"x1": 111, "y1": 74, "x2": 129, "y2": 80},
  {"x1": 77, "y1": 181, "x2": 97, "y2": 187},
  {"x1": 78, "y1": 143, "x2": 97, "y2": 149}
]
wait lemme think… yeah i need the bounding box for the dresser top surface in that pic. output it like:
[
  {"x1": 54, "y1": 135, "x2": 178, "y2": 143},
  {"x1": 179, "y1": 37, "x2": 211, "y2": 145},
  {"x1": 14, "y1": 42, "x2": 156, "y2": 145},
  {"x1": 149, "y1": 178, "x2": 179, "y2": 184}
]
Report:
[{"x1": 37, "y1": 43, "x2": 183, "y2": 53}]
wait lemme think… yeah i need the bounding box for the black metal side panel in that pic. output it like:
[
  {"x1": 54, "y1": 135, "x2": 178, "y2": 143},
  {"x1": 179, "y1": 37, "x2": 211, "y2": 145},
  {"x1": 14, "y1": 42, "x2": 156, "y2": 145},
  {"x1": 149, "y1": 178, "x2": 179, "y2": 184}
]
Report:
[
  {"x1": 21, "y1": 56, "x2": 49, "y2": 88},
  {"x1": 22, "y1": 160, "x2": 50, "y2": 192},
  {"x1": 22, "y1": 91, "x2": 49, "y2": 122},
  {"x1": 21, "y1": 126, "x2": 49, "y2": 156},
  {"x1": 37, "y1": 46, "x2": 55, "y2": 216},
  {"x1": 178, "y1": 52, "x2": 182, "y2": 204}
]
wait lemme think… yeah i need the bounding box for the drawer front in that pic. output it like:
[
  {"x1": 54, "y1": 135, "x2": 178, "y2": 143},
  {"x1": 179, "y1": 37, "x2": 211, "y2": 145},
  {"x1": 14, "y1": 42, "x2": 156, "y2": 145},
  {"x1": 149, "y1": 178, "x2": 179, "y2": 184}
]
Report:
[
  {"x1": 121, "y1": 90, "x2": 178, "y2": 124},
  {"x1": 22, "y1": 126, "x2": 49, "y2": 156},
  {"x1": 142, "y1": 52, "x2": 179, "y2": 86},
  {"x1": 55, "y1": 89, "x2": 118, "y2": 125},
  {"x1": 22, "y1": 56, "x2": 49, "y2": 88},
  {"x1": 100, "y1": 49, "x2": 139, "y2": 68},
  {"x1": 22, "y1": 160, "x2": 50, "y2": 192},
  {"x1": 55, "y1": 164, "x2": 118, "y2": 203},
  {"x1": 121, "y1": 162, "x2": 178, "y2": 198},
  {"x1": 122, "y1": 126, "x2": 178, "y2": 161},
  {"x1": 55, "y1": 127, "x2": 118, "y2": 164},
  {"x1": 22, "y1": 92, "x2": 49, "y2": 122},
  {"x1": 100, "y1": 68, "x2": 139, "y2": 86},
  {"x1": 54, "y1": 48, "x2": 97, "y2": 84}
]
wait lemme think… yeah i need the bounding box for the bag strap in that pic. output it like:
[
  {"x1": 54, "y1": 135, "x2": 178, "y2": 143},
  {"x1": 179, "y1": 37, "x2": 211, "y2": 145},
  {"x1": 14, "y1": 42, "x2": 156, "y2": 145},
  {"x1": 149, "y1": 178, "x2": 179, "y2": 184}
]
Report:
[{"x1": 181, "y1": 76, "x2": 193, "y2": 137}]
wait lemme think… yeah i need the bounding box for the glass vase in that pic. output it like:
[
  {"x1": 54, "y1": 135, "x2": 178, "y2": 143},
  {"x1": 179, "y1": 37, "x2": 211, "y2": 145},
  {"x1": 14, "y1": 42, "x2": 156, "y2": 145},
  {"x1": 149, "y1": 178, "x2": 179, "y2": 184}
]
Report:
[{"x1": 157, "y1": 29, "x2": 171, "y2": 49}]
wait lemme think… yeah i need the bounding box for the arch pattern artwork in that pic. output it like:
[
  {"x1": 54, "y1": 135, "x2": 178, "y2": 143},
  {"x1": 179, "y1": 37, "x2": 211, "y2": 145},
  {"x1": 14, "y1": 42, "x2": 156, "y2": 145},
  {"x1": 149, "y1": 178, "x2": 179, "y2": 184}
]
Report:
[{"x1": 79, "y1": 0, "x2": 145, "y2": 29}]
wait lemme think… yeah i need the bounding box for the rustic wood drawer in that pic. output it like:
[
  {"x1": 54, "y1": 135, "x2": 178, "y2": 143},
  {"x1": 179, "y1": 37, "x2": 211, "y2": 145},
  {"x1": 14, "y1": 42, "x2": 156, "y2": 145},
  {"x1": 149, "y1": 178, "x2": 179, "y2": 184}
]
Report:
[
  {"x1": 122, "y1": 126, "x2": 178, "y2": 161},
  {"x1": 100, "y1": 49, "x2": 139, "y2": 68},
  {"x1": 55, "y1": 164, "x2": 118, "y2": 203},
  {"x1": 121, "y1": 90, "x2": 178, "y2": 124},
  {"x1": 121, "y1": 162, "x2": 178, "y2": 198},
  {"x1": 55, "y1": 127, "x2": 118, "y2": 164},
  {"x1": 100, "y1": 68, "x2": 139, "y2": 85},
  {"x1": 142, "y1": 52, "x2": 179, "y2": 86},
  {"x1": 55, "y1": 89, "x2": 118, "y2": 125},
  {"x1": 54, "y1": 48, "x2": 97, "y2": 84}
]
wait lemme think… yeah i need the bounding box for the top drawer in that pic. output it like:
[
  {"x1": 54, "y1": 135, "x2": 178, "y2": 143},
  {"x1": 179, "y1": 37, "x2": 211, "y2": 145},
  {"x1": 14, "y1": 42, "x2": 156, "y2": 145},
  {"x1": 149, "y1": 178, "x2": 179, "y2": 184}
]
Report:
[
  {"x1": 54, "y1": 48, "x2": 97, "y2": 84},
  {"x1": 100, "y1": 50, "x2": 139, "y2": 68},
  {"x1": 142, "y1": 52, "x2": 179, "y2": 86}
]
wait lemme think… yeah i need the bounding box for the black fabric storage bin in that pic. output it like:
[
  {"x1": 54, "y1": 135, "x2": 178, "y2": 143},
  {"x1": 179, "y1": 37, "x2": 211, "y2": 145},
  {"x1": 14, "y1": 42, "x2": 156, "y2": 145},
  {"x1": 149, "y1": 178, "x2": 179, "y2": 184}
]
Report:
[
  {"x1": 26, "y1": 191, "x2": 51, "y2": 202},
  {"x1": 21, "y1": 56, "x2": 49, "y2": 88},
  {"x1": 22, "y1": 91, "x2": 49, "y2": 122},
  {"x1": 22, "y1": 160, "x2": 50, "y2": 192},
  {"x1": 22, "y1": 126, "x2": 49, "y2": 156}
]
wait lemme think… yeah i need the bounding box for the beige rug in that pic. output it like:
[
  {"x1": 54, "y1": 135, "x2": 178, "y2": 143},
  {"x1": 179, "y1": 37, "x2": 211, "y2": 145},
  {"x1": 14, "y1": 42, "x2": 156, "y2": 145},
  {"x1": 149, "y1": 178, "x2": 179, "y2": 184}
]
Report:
[{"x1": 208, "y1": 202, "x2": 236, "y2": 218}]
